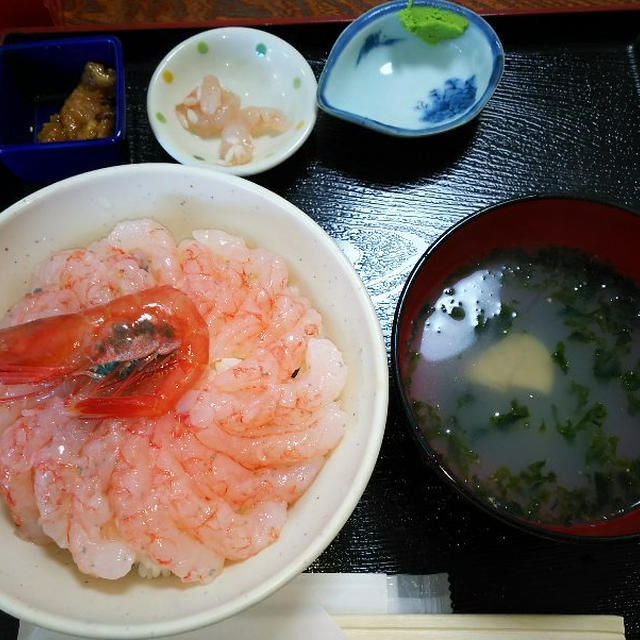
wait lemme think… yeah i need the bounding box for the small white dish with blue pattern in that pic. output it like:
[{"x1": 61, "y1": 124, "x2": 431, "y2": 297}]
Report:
[{"x1": 317, "y1": 0, "x2": 504, "y2": 137}]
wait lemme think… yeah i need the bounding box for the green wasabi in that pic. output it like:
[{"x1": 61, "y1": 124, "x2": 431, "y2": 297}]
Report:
[{"x1": 398, "y1": 1, "x2": 469, "y2": 45}]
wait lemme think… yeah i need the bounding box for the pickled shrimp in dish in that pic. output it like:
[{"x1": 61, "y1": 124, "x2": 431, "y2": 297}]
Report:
[
  {"x1": 0, "y1": 219, "x2": 347, "y2": 584},
  {"x1": 175, "y1": 75, "x2": 290, "y2": 165}
]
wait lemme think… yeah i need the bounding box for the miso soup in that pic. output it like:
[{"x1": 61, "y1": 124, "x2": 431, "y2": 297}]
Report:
[{"x1": 406, "y1": 247, "x2": 640, "y2": 527}]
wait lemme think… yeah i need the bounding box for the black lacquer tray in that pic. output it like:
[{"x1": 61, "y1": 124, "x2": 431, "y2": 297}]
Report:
[{"x1": 1, "y1": 10, "x2": 640, "y2": 639}]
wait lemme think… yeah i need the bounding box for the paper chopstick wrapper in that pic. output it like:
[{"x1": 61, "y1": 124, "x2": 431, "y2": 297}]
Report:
[
  {"x1": 18, "y1": 572, "x2": 451, "y2": 640},
  {"x1": 18, "y1": 573, "x2": 625, "y2": 639},
  {"x1": 266, "y1": 572, "x2": 452, "y2": 614}
]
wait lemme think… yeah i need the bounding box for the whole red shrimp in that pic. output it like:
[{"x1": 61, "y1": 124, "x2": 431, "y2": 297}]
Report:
[{"x1": 0, "y1": 286, "x2": 209, "y2": 418}]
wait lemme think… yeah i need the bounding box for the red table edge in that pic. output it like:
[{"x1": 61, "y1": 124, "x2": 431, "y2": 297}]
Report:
[{"x1": 1, "y1": 3, "x2": 639, "y2": 42}]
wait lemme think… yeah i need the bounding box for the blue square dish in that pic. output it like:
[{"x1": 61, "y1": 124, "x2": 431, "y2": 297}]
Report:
[{"x1": 0, "y1": 35, "x2": 126, "y2": 183}]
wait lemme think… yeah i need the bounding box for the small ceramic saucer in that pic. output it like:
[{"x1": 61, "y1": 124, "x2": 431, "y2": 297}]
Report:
[
  {"x1": 317, "y1": 0, "x2": 504, "y2": 137},
  {"x1": 148, "y1": 27, "x2": 317, "y2": 176}
]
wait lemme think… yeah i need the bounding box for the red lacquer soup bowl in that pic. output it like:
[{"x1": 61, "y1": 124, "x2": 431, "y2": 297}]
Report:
[{"x1": 392, "y1": 195, "x2": 640, "y2": 540}]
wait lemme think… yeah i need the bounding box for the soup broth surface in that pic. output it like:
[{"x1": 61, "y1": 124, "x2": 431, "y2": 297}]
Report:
[{"x1": 406, "y1": 247, "x2": 640, "y2": 526}]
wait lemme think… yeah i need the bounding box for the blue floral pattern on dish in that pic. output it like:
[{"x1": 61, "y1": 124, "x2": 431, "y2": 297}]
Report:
[
  {"x1": 356, "y1": 31, "x2": 403, "y2": 64},
  {"x1": 416, "y1": 75, "x2": 478, "y2": 123}
]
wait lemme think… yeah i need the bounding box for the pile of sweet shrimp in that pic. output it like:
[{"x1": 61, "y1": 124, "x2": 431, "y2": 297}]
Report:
[
  {"x1": 0, "y1": 219, "x2": 347, "y2": 584},
  {"x1": 175, "y1": 75, "x2": 290, "y2": 166}
]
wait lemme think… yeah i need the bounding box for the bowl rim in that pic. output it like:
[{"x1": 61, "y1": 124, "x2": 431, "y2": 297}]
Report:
[
  {"x1": 316, "y1": 0, "x2": 505, "y2": 137},
  {"x1": 0, "y1": 35, "x2": 126, "y2": 152},
  {"x1": 0, "y1": 162, "x2": 389, "y2": 638},
  {"x1": 146, "y1": 27, "x2": 318, "y2": 177},
  {"x1": 391, "y1": 192, "x2": 640, "y2": 542}
]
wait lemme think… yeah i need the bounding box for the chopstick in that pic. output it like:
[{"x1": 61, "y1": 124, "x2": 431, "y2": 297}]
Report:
[{"x1": 334, "y1": 614, "x2": 625, "y2": 639}]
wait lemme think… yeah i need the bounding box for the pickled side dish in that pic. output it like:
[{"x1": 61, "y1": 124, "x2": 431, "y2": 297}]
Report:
[{"x1": 38, "y1": 61, "x2": 116, "y2": 142}]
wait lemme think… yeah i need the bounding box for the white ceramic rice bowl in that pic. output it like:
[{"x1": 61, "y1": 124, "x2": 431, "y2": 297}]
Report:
[{"x1": 0, "y1": 163, "x2": 388, "y2": 638}]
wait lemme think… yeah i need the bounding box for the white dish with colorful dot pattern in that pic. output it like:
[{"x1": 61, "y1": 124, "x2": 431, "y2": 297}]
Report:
[{"x1": 147, "y1": 28, "x2": 317, "y2": 176}]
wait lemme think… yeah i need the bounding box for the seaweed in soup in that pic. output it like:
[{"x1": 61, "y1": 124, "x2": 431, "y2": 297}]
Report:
[{"x1": 406, "y1": 247, "x2": 640, "y2": 527}]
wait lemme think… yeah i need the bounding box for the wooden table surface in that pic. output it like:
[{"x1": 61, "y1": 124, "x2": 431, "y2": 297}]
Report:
[
  {"x1": 54, "y1": 0, "x2": 640, "y2": 27},
  {"x1": 0, "y1": 5, "x2": 639, "y2": 640}
]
